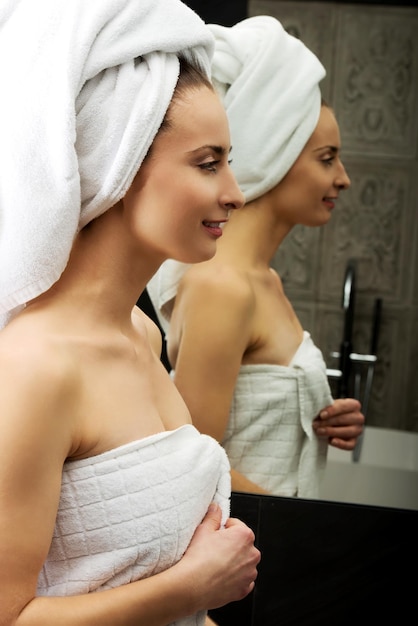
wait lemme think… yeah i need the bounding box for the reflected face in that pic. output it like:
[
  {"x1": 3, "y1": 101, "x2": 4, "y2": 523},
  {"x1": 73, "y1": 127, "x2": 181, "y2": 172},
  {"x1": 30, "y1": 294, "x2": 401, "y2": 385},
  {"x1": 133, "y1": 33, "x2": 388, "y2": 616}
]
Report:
[
  {"x1": 271, "y1": 105, "x2": 350, "y2": 227},
  {"x1": 124, "y1": 85, "x2": 244, "y2": 264}
]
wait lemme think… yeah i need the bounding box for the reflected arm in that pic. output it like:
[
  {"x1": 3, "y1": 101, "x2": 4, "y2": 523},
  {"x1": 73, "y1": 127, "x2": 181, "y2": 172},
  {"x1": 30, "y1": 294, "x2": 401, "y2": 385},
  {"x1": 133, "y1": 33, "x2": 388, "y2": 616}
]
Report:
[{"x1": 170, "y1": 268, "x2": 267, "y2": 494}]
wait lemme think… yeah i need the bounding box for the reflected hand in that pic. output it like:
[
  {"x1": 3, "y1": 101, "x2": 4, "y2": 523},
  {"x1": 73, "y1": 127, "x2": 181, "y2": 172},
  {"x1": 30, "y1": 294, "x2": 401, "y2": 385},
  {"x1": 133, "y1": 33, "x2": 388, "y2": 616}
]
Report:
[{"x1": 313, "y1": 397, "x2": 364, "y2": 450}]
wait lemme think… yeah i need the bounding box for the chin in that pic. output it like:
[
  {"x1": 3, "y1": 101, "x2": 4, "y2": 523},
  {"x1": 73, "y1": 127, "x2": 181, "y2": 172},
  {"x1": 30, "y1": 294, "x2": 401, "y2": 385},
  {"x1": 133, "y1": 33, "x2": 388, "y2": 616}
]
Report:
[
  {"x1": 177, "y1": 248, "x2": 216, "y2": 265},
  {"x1": 315, "y1": 212, "x2": 333, "y2": 227}
]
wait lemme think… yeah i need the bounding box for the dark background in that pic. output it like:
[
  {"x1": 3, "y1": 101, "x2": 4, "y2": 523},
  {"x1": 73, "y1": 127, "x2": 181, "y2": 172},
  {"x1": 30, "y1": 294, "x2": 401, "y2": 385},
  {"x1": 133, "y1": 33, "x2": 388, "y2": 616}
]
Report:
[{"x1": 209, "y1": 492, "x2": 417, "y2": 626}]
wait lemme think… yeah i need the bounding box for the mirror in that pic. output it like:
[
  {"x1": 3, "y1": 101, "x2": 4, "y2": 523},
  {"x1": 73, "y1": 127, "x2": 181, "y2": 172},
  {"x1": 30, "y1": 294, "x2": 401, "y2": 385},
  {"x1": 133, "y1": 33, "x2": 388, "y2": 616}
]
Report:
[
  {"x1": 247, "y1": 0, "x2": 418, "y2": 510},
  {"x1": 140, "y1": 0, "x2": 418, "y2": 511}
]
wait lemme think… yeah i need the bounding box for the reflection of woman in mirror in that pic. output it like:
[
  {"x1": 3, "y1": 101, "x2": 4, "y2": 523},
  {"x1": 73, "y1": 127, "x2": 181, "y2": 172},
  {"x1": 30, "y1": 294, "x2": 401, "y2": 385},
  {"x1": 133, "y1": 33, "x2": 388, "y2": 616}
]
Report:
[
  {"x1": 148, "y1": 16, "x2": 364, "y2": 498},
  {"x1": 0, "y1": 2, "x2": 260, "y2": 623}
]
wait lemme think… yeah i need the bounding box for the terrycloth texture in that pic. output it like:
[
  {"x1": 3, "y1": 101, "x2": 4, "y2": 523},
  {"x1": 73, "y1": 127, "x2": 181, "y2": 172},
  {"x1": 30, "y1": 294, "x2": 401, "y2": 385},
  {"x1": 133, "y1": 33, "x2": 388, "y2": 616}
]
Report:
[
  {"x1": 147, "y1": 15, "x2": 325, "y2": 321},
  {"x1": 148, "y1": 260, "x2": 190, "y2": 334},
  {"x1": 209, "y1": 15, "x2": 325, "y2": 203},
  {"x1": 223, "y1": 332, "x2": 333, "y2": 498},
  {"x1": 0, "y1": 0, "x2": 214, "y2": 329},
  {"x1": 37, "y1": 424, "x2": 230, "y2": 626}
]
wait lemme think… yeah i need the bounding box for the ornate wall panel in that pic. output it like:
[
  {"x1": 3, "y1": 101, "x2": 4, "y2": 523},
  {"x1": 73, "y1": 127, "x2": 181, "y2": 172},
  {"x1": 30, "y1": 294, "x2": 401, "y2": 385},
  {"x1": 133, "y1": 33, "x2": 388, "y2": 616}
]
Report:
[
  {"x1": 406, "y1": 317, "x2": 418, "y2": 431},
  {"x1": 333, "y1": 7, "x2": 418, "y2": 158},
  {"x1": 249, "y1": 0, "x2": 418, "y2": 433},
  {"x1": 319, "y1": 160, "x2": 412, "y2": 301},
  {"x1": 248, "y1": 0, "x2": 336, "y2": 101},
  {"x1": 413, "y1": 174, "x2": 418, "y2": 305},
  {"x1": 273, "y1": 225, "x2": 321, "y2": 294}
]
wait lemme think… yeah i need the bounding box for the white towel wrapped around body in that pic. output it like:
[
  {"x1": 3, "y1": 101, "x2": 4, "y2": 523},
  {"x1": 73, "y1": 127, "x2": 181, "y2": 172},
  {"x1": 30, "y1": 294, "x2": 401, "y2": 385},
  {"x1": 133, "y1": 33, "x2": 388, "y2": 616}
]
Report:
[
  {"x1": 0, "y1": 0, "x2": 214, "y2": 328},
  {"x1": 37, "y1": 424, "x2": 231, "y2": 625},
  {"x1": 147, "y1": 14, "x2": 326, "y2": 322},
  {"x1": 223, "y1": 332, "x2": 333, "y2": 498}
]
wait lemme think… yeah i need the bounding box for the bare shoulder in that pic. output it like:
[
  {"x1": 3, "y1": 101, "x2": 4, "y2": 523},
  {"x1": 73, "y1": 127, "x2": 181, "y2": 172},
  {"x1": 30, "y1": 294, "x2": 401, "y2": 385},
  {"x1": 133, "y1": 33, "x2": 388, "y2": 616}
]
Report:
[
  {"x1": 179, "y1": 261, "x2": 256, "y2": 315},
  {"x1": 0, "y1": 322, "x2": 78, "y2": 390},
  {"x1": 0, "y1": 322, "x2": 79, "y2": 454}
]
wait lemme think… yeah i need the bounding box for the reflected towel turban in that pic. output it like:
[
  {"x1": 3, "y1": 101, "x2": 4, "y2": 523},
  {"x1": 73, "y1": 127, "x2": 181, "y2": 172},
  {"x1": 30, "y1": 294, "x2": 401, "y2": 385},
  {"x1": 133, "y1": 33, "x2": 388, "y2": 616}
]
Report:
[
  {"x1": 209, "y1": 15, "x2": 326, "y2": 202},
  {"x1": 147, "y1": 15, "x2": 326, "y2": 325}
]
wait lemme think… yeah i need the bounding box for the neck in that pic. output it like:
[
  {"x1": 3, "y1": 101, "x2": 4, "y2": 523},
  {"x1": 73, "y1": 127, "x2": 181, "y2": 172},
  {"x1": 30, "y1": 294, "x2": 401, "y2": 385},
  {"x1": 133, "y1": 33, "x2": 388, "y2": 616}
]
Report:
[
  {"x1": 26, "y1": 205, "x2": 164, "y2": 331},
  {"x1": 216, "y1": 194, "x2": 292, "y2": 268}
]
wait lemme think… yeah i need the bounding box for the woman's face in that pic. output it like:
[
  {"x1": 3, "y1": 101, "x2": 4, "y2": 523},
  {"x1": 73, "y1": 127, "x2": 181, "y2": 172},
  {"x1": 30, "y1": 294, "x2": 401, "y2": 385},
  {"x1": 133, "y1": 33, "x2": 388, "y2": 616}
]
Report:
[
  {"x1": 271, "y1": 105, "x2": 350, "y2": 227},
  {"x1": 123, "y1": 85, "x2": 244, "y2": 264}
]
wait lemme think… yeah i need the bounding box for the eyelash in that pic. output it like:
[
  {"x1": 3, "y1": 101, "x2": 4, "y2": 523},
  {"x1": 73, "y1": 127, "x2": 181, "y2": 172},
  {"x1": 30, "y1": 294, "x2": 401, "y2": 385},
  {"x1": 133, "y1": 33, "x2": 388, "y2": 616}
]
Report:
[
  {"x1": 322, "y1": 157, "x2": 334, "y2": 166},
  {"x1": 198, "y1": 158, "x2": 233, "y2": 173},
  {"x1": 199, "y1": 160, "x2": 219, "y2": 173}
]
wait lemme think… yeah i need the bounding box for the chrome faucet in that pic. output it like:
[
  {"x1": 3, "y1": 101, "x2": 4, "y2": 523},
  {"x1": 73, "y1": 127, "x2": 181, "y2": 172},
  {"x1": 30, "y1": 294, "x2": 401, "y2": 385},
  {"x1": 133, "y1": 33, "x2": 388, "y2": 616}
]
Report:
[{"x1": 326, "y1": 260, "x2": 382, "y2": 462}]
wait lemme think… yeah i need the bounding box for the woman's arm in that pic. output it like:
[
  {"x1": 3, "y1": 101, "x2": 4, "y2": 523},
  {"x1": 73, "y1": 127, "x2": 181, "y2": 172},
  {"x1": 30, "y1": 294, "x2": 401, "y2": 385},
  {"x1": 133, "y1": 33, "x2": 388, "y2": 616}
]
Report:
[
  {"x1": 18, "y1": 505, "x2": 259, "y2": 626},
  {"x1": 171, "y1": 268, "x2": 253, "y2": 442},
  {"x1": 0, "y1": 348, "x2": 260, "y2": 626},
  {"x1": 170, "y1": 268, "x2": 268, "y2": 494},
  {"x1": 231, "y1": 469, "x2": 268, "y2": 495}
]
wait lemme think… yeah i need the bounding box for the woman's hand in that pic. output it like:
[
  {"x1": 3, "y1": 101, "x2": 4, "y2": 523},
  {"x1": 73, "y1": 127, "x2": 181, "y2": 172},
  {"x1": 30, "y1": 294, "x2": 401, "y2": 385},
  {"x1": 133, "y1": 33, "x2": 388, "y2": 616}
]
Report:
[
  {"x1": 313, "y1": 398, "x2": 365, "y2": 450},
  {"x1": 179, "y1": 503, "x2": 260, "y2": 612}
]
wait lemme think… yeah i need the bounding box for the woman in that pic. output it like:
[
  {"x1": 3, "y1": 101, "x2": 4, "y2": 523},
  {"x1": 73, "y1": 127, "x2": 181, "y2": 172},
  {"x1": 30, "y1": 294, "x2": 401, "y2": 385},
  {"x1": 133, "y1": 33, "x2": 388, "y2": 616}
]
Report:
[
  {"x1": 0, "y1": 2, "x2": 259, "y2": 625},
  {"x1": 148, "y1": 16, "x2": 364, "y2": 498}
]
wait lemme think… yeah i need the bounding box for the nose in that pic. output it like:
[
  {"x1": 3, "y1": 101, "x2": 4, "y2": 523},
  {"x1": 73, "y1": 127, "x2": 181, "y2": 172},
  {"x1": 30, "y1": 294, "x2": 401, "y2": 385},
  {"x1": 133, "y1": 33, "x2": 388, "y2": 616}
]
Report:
[
  {"x1": 220, "y1": 169, "x2": 245, "y2": 211},
  {"x1": 336, "y1": 161, "x2": 351, "y2": 190}
]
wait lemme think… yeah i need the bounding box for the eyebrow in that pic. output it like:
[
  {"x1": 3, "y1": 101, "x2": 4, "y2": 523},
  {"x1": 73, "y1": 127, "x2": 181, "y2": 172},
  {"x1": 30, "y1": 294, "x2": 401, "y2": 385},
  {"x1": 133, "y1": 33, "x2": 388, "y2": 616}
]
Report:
[
  {"x1": 188, "y1": 145, "x2": 232, "y2": 156},
  {"x1": 313, "y1": 145, "x2": 339, "y2": 154}
]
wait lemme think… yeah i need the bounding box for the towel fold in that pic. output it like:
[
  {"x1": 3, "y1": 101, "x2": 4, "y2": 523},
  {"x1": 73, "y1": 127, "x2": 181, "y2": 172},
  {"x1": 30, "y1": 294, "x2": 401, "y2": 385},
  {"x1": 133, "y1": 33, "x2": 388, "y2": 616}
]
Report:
[
  {"x1": 289, "y1": 332, "x2": 333, "y2": 440},
  {"x1": 222, "y1": 332, "x2": 332, "y2": 497},
  {"x1": 0, "y1": 0, "x2": 214, "y2": 328},
  {"x1": 209, "y1": 15, "x2": 325, "y2": 203},
  {"x1": 147, "y1": 15, "x2": 325, "y2": 324}
]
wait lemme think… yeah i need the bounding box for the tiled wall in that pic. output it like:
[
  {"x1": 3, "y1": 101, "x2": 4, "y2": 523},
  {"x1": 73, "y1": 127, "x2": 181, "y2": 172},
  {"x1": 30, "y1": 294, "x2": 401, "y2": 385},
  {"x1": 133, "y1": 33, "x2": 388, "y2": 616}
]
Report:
[{"x1": 249, "y1": 0, "x2": 418, "y2": 433}]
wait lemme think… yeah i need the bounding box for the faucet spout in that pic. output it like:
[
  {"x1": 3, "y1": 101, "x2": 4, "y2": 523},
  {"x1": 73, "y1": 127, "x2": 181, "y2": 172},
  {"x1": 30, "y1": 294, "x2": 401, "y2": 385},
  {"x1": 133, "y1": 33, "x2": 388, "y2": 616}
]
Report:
[{"x1": 339, "y1": 260, "x2": 356, "y2": 397}]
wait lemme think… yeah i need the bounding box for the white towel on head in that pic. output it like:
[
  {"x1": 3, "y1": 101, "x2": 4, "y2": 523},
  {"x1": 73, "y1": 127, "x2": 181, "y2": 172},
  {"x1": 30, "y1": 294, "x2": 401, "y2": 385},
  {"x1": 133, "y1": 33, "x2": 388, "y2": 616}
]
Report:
[
  {"x1": 0, "y1": 0, "x2": 214, "y2": 329},
  {"x1": 209, "y1": 15, "x2": 325, "y2": 203},
  {"x1": 147, "y1": 14, "x2": 325, "y2": 325}
]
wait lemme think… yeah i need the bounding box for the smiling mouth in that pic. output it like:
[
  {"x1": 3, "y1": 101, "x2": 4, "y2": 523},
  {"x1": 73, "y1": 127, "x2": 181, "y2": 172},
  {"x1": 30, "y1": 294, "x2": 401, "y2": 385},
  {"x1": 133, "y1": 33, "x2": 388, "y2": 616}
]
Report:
[
  {"x1": 203, "y1": 220, "x2": 225, "y2": 228},
  {"x1": 323, "y1": 197, "x2": 337, "y2": 208},
  {"x1": 202, "y1": 220, "x2": 227, "y2": 237}
]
